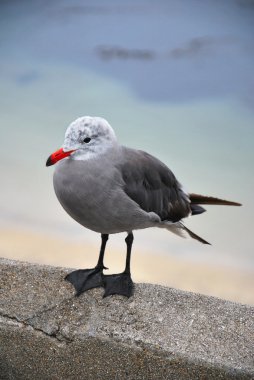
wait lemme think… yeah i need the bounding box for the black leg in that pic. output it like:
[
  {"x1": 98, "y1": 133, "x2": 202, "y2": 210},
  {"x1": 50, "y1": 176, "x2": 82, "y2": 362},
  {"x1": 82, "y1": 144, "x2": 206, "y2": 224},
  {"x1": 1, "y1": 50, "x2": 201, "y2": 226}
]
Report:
[
  {"x1": 103, "y1": 232, "x2": 134, "y2": 298},
  {"x1": 65, "y1": 234, "x2": 108, "y2": 296}
]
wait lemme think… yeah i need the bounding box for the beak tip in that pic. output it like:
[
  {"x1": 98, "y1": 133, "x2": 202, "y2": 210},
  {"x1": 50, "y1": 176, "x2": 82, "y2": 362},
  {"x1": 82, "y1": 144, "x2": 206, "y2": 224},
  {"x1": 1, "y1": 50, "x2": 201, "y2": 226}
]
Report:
[
  {"x1": 46, "y1": 147, "x2": 75, "y2": 167},
  {"x1": 46, "y1": 156, "x2": 53, "y2": 167}
]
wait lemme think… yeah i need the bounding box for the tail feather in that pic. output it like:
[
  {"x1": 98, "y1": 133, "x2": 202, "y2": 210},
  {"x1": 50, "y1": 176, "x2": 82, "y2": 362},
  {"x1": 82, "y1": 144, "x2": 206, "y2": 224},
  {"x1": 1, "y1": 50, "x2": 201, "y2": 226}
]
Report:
[
  {"x1": 191, "y1": 204, "x2": 206, "y2": 216},
  {"x1": 163, "y1": 221, "x2": 211, "y2": 245},
  {"x1": 189, "y1": 193, "x2": 241, "y2": 206},
  {"x1": 163, "y1": 192, "x2": 241, "y2": 245},
  {"x1": 181, "y1": 224, "x2": 211, "y2": 245}
]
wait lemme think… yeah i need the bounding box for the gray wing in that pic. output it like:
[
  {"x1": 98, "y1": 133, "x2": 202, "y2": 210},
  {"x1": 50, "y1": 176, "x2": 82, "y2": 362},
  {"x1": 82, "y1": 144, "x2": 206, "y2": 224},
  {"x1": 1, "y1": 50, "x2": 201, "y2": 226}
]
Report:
[{"x1": 117, "y1": 147, "x2": 191, "y2": 222}]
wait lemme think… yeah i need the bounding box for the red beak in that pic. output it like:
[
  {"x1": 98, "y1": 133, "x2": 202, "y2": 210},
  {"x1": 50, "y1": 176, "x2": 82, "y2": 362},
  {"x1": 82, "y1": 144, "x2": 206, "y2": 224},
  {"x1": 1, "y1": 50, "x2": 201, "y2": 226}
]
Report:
[{"x1": 46, "y1": 148, "x2": 76, "y2": 167}]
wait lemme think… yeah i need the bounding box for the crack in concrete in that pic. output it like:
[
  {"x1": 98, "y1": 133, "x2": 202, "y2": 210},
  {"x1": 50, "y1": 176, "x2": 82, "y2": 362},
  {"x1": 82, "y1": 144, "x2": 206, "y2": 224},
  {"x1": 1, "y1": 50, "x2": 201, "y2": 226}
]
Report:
[
  {"x1": 0, "y1": 295, "x2": 76, "y2": 344},
  {"x1": 0, "y1": 313, "x2": 68, "y2": 345},
  {"x1": 24, "y1": 294, "x2": 75, "y2": 321}
]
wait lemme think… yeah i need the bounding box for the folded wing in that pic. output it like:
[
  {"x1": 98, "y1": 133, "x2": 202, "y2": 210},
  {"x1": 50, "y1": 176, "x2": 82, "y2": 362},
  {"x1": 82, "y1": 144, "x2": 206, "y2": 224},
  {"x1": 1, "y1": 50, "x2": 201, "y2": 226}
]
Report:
[{"x1": 118, "y1": 148, "x2": 191, "y2": 222}]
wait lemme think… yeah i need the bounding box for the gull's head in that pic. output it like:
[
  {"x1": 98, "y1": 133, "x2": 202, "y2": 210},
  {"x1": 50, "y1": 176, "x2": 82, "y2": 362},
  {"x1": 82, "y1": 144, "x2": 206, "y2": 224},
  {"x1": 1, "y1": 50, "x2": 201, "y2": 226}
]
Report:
[{"x1": 46, "y1": 116, "x2": 117, "y2": 166}]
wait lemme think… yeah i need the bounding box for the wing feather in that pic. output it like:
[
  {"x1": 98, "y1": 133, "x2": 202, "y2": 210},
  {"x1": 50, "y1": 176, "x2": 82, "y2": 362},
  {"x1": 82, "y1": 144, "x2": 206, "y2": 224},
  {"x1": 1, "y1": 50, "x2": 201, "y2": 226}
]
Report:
[{"x1": 118, "y1": 148, "x2": 190, "y2": 222}]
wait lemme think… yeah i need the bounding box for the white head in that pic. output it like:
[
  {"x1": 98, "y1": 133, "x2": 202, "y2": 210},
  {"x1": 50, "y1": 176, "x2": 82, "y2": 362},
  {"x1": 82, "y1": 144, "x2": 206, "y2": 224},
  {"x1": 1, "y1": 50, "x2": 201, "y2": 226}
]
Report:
[
  {"x1": 46, "y1": 116, "x2": 117, "y2": 166},
  {"x1": 64, "y1": 116, "x2": 117, "y2": 159}
]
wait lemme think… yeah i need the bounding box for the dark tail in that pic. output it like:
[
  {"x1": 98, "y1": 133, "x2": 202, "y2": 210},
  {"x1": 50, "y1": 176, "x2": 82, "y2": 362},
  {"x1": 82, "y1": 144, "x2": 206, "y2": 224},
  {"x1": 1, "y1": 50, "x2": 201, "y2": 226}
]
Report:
[
  {"x1": 189, "y1": 193, "x2": 242, "y2": 207},
  {"x1": 181, "y1": 194, "x2": 241, "y2": 245}
]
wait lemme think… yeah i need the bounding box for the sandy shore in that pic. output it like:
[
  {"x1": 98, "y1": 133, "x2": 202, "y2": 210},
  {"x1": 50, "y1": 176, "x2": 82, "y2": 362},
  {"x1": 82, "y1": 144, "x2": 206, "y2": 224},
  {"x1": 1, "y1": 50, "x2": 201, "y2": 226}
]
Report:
[{"x1": 0, "y1": 227, "x2": 253, "y2": 306}]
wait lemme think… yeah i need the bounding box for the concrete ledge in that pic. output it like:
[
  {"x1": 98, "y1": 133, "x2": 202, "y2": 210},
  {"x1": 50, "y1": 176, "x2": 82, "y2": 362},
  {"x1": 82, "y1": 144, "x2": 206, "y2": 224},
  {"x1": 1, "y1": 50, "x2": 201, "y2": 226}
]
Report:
[{"x1": 0, "y1": 258, "x2": 253, "y2": 379}]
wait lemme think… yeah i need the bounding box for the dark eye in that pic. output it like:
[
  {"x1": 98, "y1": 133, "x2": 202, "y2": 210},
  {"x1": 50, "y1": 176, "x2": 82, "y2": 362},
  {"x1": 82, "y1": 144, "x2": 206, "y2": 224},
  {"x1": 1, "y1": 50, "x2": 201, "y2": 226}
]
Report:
[{"x1": 83, "y1": 137, "x2": 91, "y2": 143}]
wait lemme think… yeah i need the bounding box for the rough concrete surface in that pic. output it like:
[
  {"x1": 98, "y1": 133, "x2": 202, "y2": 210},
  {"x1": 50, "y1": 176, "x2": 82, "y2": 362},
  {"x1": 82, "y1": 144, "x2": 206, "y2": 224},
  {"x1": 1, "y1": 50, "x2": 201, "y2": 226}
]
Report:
[{"x1": 0, "y1": 257, "x2": 253, "y2": 380}]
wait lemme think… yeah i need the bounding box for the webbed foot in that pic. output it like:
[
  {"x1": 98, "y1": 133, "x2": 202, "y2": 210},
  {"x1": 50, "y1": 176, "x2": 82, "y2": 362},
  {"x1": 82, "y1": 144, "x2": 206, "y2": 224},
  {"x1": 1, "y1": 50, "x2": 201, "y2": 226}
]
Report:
[
  {"x1": 103, "y1": 272, "x2": 134, "y2": 298},
  {"x1": 65, "y1": 266, "x2": 106, "y2": 296}
]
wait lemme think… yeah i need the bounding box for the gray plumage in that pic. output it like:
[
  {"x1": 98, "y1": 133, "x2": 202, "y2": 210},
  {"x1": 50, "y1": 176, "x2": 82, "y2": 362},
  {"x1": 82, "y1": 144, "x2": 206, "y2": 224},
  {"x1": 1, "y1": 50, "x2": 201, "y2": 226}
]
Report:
[
  {"x1": 51, "y1": 116, "x2": 241, "y2": 244},
  {"x1": 47, "y1": 116, "x2": 241, "y2": 298},
  {"x1": 54, "y1": 145, "x2": 192, "y2": 235}
]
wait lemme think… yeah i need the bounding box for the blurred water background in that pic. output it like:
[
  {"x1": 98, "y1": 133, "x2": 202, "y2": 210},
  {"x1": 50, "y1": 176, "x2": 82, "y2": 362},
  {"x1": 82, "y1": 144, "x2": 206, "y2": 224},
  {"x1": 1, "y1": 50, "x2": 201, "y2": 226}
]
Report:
[{"x1": 0, "y1": 0, "x2": 254, "y2": 304}]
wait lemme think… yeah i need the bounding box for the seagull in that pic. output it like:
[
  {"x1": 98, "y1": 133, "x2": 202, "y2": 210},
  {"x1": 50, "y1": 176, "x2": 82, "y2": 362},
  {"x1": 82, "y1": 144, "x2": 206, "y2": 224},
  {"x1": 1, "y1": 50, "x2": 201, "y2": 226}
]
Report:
[{"x1": 46, "y1": 116, "x2": 241, "y2": 298}]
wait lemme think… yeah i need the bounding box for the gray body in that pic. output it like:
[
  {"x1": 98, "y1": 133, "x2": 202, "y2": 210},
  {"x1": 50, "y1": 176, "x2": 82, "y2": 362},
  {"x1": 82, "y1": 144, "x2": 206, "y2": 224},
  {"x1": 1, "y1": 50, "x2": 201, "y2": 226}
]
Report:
[
  {"x1": 48, "y1": 116, "x2": 241, "y2": 298},
  {"x1": 49, "y1": 116, "x2": 240, "y2": 247},
  {"x1": 53, "y1": 145, "x2": 190, "y2": 235}
]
